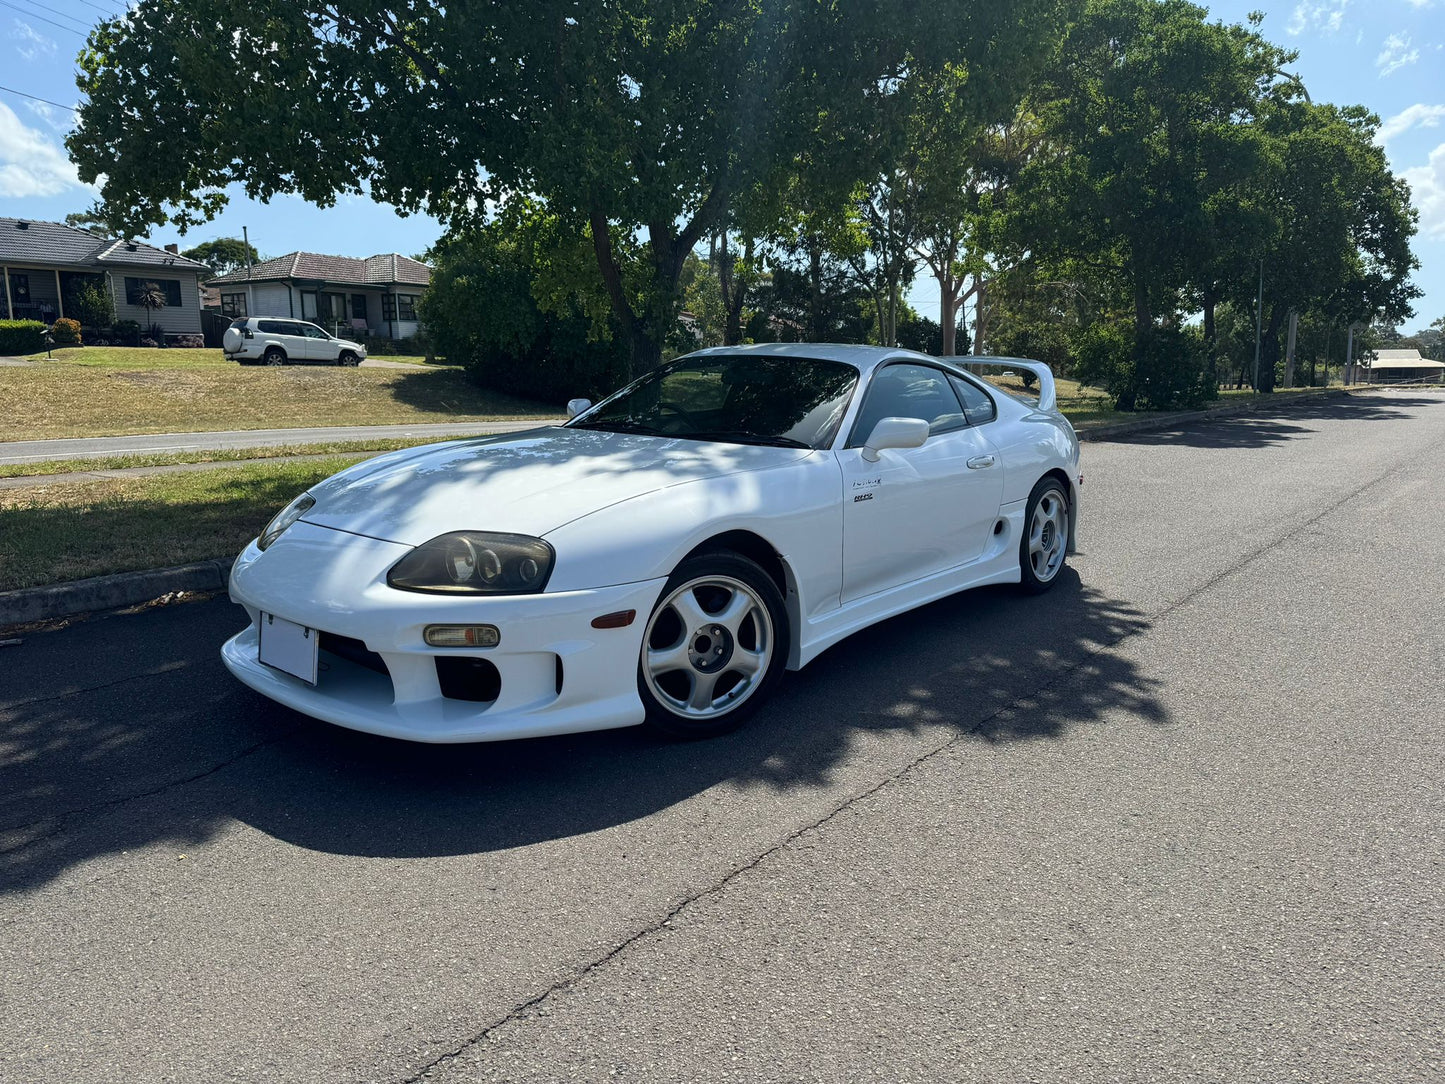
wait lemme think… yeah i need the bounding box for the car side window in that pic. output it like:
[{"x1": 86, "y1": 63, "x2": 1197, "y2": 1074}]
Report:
[
  {"x1": 949, "y1": 374, "x2": 997, "y2": 425},
  {"x1": 848, "y1": 363, "x2": 968, "y2": 447},
  {"x1": 257, "y1": 320, "x2": 286, "y2": 334},
  {"x1": 302, "y1": 325, "x2": 329, "y2": 339}
]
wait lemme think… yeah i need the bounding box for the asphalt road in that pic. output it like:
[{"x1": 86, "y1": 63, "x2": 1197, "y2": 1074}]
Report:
[
  {"x1": 0, "y1": 421, "x2": 563, "y2": 466},
  {"x1": 2, "y1": 390, "x2": 1442, "y2": 1083}
]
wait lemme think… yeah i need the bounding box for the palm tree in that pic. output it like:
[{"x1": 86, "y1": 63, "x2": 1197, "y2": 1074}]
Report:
[{"x1": 132, "y1": 281, "x2": 168, "y2": 343}]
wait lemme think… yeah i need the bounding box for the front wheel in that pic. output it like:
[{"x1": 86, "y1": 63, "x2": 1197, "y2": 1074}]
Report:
[
  {"x1": 1019, "y1": 476, "x2": 1069, "y2": 594},
  {"x1": 338, "y1": 350, "x2": 359, "y2": 366},
  {"x1": 639, "y1": 552, "x2": 788, "y2": 739}
]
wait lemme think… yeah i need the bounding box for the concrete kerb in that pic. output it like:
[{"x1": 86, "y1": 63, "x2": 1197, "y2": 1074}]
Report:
[
  {"x1": 0, "y1": 558, "x2": 235, "y2": 630},
  {"x1": 0, "y1": 385, "x2": 1416, "y2": 630}
]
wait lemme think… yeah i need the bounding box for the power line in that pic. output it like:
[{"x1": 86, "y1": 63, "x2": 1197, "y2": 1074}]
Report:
[
  {"x1": 70, "y1": 0, "x2": 117, "y2": 13},
  {"x1": 0, "y1": 83, "x2": 79, "y2": 112},
  {"x1": 10, "y1": 0, "x2": 92, "y2": 32},
  {"x1": 0, "y1": 0, "x2": 86, "y2": 35}
]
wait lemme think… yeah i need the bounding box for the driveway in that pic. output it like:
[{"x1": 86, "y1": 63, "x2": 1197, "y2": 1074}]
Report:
[{"x1": 2, "y1": 391, "x2": 1442, "y2": 1083}]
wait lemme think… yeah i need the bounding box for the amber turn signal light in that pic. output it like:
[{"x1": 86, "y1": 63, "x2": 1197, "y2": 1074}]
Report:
[{"x1": 590, "y1": 610, "x2": 636, "y2": 629}]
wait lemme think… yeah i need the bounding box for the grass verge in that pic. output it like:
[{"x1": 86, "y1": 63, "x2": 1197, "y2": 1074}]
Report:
[
  {"x1": 0, "y1": 457, "x2": 369, "y2": 593},
  {"x1": 3, "y1": 348, "x2": 549, "y2": 440}
]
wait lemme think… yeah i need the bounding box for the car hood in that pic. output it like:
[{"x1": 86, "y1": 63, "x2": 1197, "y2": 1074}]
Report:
[{"x1": 299, "y1": 426, "x2": 813, "y2": 546}]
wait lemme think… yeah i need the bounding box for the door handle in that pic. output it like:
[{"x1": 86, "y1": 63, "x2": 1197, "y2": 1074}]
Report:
[{"x1": 966, "y1": 455, "x2": 996, "y2": 469}]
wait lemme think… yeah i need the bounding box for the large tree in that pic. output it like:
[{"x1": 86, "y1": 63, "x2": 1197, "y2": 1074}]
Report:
[
  {"x1": 181, "y1": 237, "x2": 261, "y2": 276},
  {"x1": 1015, "y1": 0, "x2": 1291, "y2": 406},
  {"x1": 1247, "y1": 102, "x2": 1419, "y2": 390},
  {"x1": 71, "y1": 0, "x2": 1068, "y2": 375}
]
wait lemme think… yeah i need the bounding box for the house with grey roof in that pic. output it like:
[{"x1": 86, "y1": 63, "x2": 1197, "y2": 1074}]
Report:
[
  {"x1": 206, "y1": 251, "x2": 431, "y2": 340},
  {"x1": 0, "y1": 217, "x2": 209, "y2": 338},
  {"x1": 1361, "y1": 348, "x2": 1444, "y2": 384}
]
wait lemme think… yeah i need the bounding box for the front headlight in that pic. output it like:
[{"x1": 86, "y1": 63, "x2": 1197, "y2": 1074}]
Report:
[
  {"x1": 387, "y1": 532, "x2": 555, "y2": 595},
  {"x1": 257, "y1": 493, "x2": 315, "y2": 551}
]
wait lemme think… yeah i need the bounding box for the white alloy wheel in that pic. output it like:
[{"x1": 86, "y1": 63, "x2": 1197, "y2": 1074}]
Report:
[
  {"x1": 1020, "y1": 479, "x2": 1069, "y2": 592},
  {"x1": 638, "y1": 552, "x2": 787, "y2": 738}
]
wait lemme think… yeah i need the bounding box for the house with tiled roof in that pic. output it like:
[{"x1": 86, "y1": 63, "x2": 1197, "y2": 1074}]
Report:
[
  {"x1": 206, "y1": 251, "x2": 432, "y2": 339},
  {"x1": 0, "y1": 217, "x2": 209, "y2": 337}
]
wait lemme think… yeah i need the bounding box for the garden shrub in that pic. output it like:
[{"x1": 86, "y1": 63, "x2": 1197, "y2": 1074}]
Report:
[
  {"x1": 51, "y1": 317, "x2": 82, "y2": 345},
  {"x1": 0, "y1": 319, "x2": 46, "y2": 355},
  {"x1": 166, "y1": 333, "x2": 204, "y2": 348},
  {"x1": 1073, "y1": 322, "x2": 1215, "y2": 411}
]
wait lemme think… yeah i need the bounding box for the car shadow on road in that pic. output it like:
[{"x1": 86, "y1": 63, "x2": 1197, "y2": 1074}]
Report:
[
  {"x1": 0, "y1": 570, "x2": 1165, "y2": 893},
  {"x1": 1113, "y1": 394, "x2": 1442, "y2": 450}
]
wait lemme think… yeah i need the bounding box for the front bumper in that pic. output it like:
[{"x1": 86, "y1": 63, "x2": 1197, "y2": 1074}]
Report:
[{"x1": 222, "y1": 522, "x2": 666, "y2": 742}]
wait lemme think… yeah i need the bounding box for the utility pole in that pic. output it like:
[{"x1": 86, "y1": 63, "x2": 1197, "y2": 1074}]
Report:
[
  {"x1": 1251, "y1": 258, "x2": 1264, "y2": 391},
  {"x1": 242, "y1": 225, "x2": 255, "y2": 318}
]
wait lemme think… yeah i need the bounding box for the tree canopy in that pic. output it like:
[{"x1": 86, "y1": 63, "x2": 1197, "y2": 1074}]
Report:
[{"x1": 71, "y1": 0, "x2": 1070, "y2": 374}]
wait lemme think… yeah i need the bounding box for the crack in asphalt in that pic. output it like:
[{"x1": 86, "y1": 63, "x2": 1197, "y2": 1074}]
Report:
[
  {"x1": 0, "y1": 726, "x2": 296, "y2": 853},
  {"x1": 394, "y1": 434, "x2": 1442, "y2": 1084}
]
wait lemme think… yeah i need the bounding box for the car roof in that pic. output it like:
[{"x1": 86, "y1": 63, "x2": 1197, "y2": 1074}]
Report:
[{"x1": 686, "y1": 343, "x2": 1026, "y2": 379}]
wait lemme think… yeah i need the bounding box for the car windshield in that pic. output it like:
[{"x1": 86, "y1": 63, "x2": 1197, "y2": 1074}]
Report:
[{"x1": 568, "y1": 355, "x2": 859, "y2": 449}]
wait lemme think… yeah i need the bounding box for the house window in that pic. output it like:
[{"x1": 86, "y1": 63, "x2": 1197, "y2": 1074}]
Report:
[
  {"x1": 351, "y1": 294, "x2": 367, "y2": 320},
  {"x1": 221, "y1": 293, "x2": 247, "y2": 317},
  {"x1": 124, "y1": 277, "x2": 183, "y2": 307},
  {"x1": 9, "y1": 273, "x2": 29, "y2": 301},
  {"x1": 382, "y1": 294, "x2": 396, "y2": 321},
  {"x1": 398, "y1": 295, "x2": 417, "y2": 321}
]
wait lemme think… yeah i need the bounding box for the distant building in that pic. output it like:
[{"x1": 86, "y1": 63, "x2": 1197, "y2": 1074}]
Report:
[
  {"x1": 1362, "y1": 348, "x2": 1445, "y2": 385},
  {"x1": 0, "y1": 217, "x2": 208, "y2": 339},
  {"x1": 206, "y1": 252, "x2": 431, "y2": 340}
]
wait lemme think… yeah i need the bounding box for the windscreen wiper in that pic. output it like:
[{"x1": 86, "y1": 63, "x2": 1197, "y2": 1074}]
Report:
[{"x1": 685, "y1": 430, "x2": 813, "y2": 449}]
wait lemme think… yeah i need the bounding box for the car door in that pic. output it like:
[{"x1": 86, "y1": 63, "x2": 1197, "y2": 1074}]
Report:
[
  {"x1": 299, "y1": 323, "x2": 337, "y2": 363},
  {"x1": 838, "y1": 362, "x2": 1004, "y2": 604}
]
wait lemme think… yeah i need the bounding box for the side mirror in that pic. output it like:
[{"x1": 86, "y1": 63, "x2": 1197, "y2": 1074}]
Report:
[
  {"x1": 861, "y1": 416, "x2": 929, "y2": 462},
  {"x1": 566, "y1": 398, "x2": 592, "y2": 420}
]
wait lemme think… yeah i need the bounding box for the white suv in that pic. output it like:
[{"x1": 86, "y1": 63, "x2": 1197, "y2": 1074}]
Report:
[{"x1": 222, "y1": 318, "x2": 368, "y2": 366}]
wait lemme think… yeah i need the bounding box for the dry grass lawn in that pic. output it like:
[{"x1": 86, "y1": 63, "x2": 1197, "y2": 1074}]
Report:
[{"x1": 2, "y1": 348, "x2": 553, "y2": 441}]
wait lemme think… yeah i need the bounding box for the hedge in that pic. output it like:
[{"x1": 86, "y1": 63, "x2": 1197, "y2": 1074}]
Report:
[{"x1": 0, "y1": 320, "x2": 46, "y2": 355}]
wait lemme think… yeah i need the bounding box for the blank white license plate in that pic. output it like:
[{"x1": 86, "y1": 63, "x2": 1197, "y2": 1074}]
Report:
[{"x1": 258, "y1": 613, "x2": 319, "y2": 685}]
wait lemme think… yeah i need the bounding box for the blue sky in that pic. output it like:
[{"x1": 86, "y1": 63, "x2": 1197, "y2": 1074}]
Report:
[{"x1": 1, "y1": 0, "x2": 1441, "y2": 333}]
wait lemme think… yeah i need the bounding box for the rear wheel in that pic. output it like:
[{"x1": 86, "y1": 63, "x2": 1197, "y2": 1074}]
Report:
[
  {"x1": 639, "y1": 553, "x2": 788, "y2": 739},
  {"x1": 263, "y1": 348, "x2": 286, "y2": 366},
  {"x1": 1019, "y1": 476, "x2": 1069, "y2": 593}
]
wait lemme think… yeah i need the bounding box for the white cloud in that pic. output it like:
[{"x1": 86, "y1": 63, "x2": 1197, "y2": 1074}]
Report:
[
  {"x1": 1378, "y1": 103, "x2": 1445, "y2": 145},
  {"x1": 12, "y1": 19, "x2": 56, "y2": 61},
  {"x1": 1377, "y1": 33, "x2": 1420, "y2": 76},
  {"x1": 1403, "y1": 143, "x2": 1445, "y2": 239},
  {"x1": 24, "y1": 100, "x2": 73, "y2": 134},
  {"x1": 1287, "y1": 0, "x2": 1351, "y2": 35},
  {"x1": 0, "y1": 102, "x2": 87, "y2": 198}
]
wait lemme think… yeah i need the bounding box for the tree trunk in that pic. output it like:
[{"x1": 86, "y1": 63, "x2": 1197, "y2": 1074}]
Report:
[
  {"x1": 808, "y1": 244, "x2": 825, "y2": 342},
  {"x1": 1283, "y1": 310, "x2": 1299, "y2": 387},
  {"x1": 722, "y1": 236, "x2": 751, "y2": 346},
  {"x1": 1201, "y1": 286, "x2": 1217, "y2": 382}
]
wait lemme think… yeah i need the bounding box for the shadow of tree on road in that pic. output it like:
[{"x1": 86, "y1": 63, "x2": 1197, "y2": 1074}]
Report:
[
  {"x1": 1, "y1": 570, "x2": 1162, "y2": 893},
  {"x1": 1112, "y1": 394, "x2": 1442, "y2": 450}
]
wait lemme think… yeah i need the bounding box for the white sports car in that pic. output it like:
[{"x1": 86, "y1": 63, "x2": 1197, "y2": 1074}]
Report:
[{"x1": 221, "y1": 344, "x2": 1080, "y2": 742}]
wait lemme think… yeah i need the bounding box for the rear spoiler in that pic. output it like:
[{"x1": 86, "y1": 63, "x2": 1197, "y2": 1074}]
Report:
[{"x1": 954, "y1": 357, "x2": 1058, "y2": 414}]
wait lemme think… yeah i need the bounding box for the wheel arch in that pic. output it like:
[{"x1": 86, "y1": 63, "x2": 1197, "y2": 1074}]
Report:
[{"x1": 678, "y1": 529, "x2": 802, "y2": 667}]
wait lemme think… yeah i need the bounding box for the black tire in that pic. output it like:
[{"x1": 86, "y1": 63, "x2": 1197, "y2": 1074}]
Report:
[
  {"x1": 638, "y1": 551, "x2": 789, "y2": 739},
  {"x1": 1019, "y1": 475, "x2": 1070, "y2": 594},
  {"x1": 263, "y1": 348, "x2": 286, "y2": 366},
  {"x1": 338, "y1": 351, "x2": 360, "y2": 367}
]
